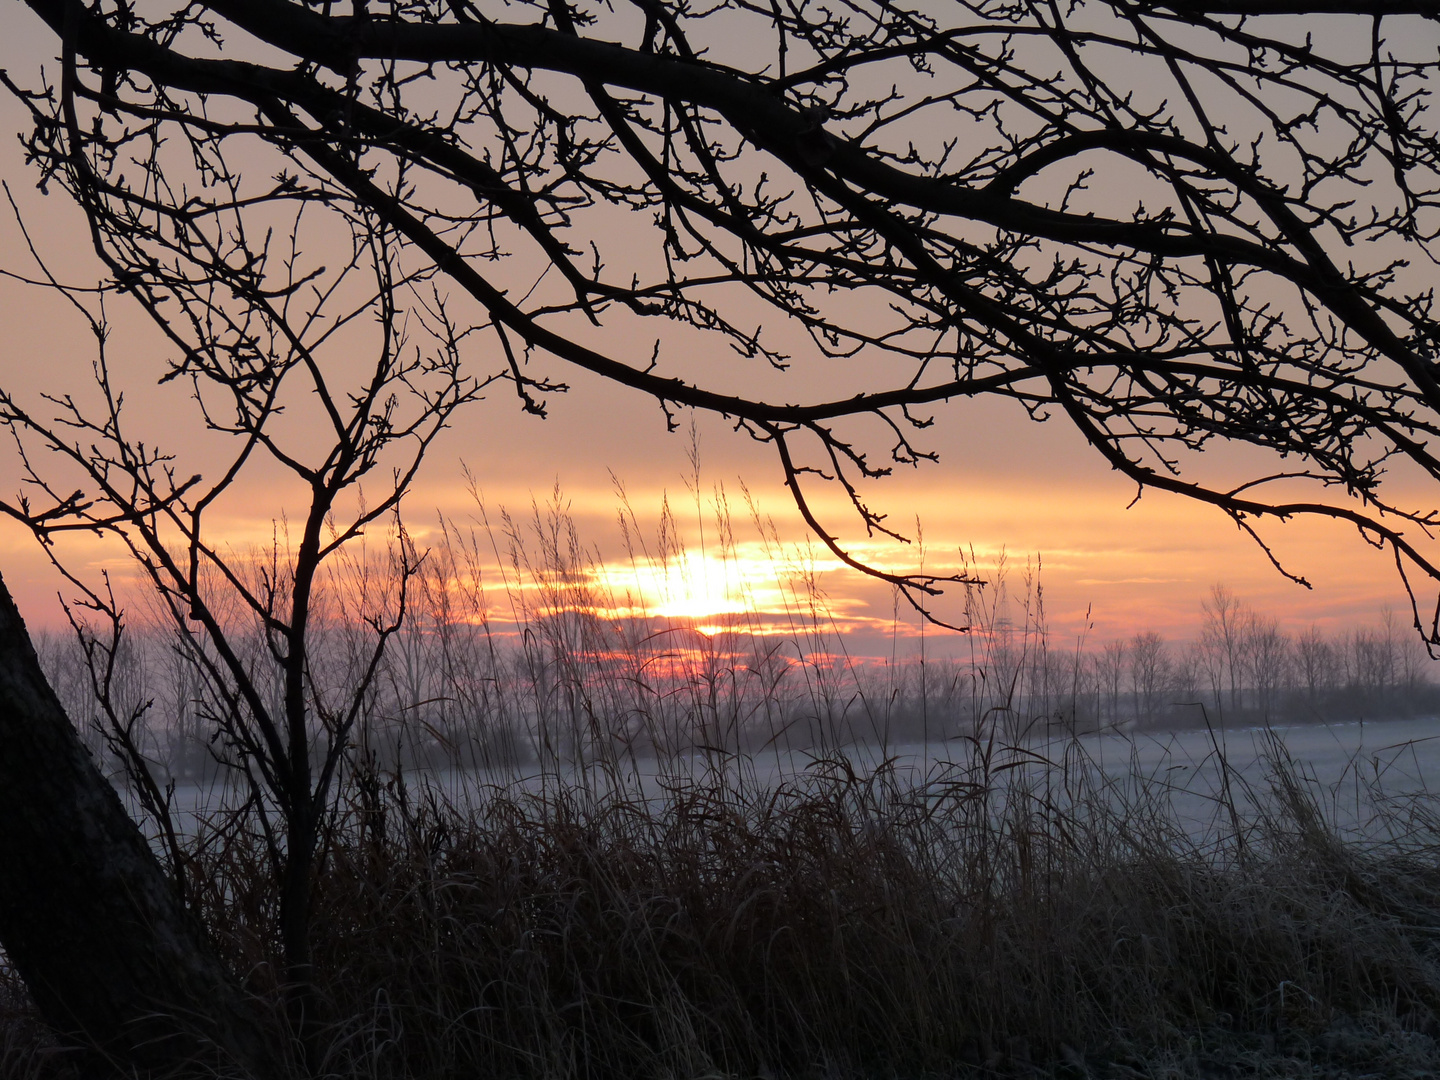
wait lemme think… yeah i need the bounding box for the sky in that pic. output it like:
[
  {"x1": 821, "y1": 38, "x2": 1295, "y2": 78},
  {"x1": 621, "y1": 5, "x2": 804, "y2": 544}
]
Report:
[{"x1": 0, "y1": 4, "x2": 1429, "y2": 658}]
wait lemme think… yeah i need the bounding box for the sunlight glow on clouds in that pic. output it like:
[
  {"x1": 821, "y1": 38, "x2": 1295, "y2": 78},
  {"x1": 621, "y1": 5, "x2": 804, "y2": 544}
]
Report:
[{"x1": 496, "y1": 539, "x2": 898, "y2": 640}]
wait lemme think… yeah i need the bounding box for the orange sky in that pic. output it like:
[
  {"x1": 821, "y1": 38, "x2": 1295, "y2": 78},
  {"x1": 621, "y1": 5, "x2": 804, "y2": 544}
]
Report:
[{"x1": 0, "y1": 7, "x2": 1431, "y2": 656}]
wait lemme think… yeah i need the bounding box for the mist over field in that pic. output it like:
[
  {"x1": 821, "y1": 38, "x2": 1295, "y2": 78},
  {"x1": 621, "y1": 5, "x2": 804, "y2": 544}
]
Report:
[{"x1": 28, "y1": 502, "x2": 1440, "y2": 867}]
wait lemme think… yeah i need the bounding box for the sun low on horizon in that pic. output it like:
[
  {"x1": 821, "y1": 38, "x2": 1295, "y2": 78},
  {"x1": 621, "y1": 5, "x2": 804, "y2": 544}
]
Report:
[
  {"x1": 0, "y1": 451, "x2": 1421, "y2": 666},
  {"x1": 0, "y1": 0, "x2": 1434, "y2": 666}
]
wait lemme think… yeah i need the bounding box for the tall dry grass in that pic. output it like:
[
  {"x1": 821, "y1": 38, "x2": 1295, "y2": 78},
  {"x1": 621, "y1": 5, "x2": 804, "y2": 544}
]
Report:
[
  {"x1": 149, "y1": 733, "x2": 1439, "y2": 1080},
  {"x1": 7, "y1": 494, "x2": 1440, "y2": 1078}
]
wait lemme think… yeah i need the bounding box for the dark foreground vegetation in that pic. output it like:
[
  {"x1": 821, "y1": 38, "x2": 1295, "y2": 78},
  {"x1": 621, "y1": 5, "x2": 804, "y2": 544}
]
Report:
[{"x1": 7, "y1": 732, "x2": 1440, "y2": 1080}]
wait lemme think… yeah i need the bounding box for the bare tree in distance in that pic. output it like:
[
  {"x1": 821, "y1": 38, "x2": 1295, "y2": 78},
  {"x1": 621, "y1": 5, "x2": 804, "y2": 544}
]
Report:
[
  {"x1": 1129, "y1": 629, "x2": 1172, "y2": 725},
  {"x1": 1295, "y1": 622, "x2": 1336, "y2": 709},
  {"x1": 4, "y1": 0, "x2": 1440, "y2": 1071},
  {"x1": 1201, "y1": 583, "x2": 1248, "y2": 715}
]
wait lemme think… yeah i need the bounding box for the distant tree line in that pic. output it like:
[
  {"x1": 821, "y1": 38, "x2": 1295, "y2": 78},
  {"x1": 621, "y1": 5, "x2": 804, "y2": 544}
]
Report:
[
  {"x1": 823, "y1": 573, "x2": 1440, "y2": 743},
  {"x1": 1072, "y1": 586, "x2": 1440, "y2": 731},
  {"x1": 30, "y1": 543, "x2": 1440, "y2": 795}
]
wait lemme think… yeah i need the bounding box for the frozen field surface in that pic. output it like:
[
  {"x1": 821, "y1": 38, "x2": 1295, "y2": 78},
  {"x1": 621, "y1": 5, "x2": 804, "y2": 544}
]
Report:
[{"x1": 150, "y1": 715, "x2": 1440, "y2": 846}]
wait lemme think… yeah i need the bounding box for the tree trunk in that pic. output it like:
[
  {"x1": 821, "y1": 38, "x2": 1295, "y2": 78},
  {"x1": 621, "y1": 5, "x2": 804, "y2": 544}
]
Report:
[{"x1": 0, "y1": 574, "x2": 281, "y2": 1076}]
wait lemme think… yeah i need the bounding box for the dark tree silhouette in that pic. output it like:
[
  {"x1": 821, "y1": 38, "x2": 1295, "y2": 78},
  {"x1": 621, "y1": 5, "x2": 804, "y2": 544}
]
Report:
[
  {"x1": 3, "y1": 0, "x2": 1440, "y2": 1071},
  {"x1": 0, "y1": 573, "x2": 282, "y2": 1074},
  {"x1": 11, "y1": 0, "x2": 1440, "y2": 621}
]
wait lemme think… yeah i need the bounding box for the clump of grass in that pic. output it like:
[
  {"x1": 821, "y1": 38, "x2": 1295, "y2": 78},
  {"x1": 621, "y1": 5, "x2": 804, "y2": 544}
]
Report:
[
  {"x1": 7, "y1": 737, "x2": 1440, "y2": 1079},
  {"x1": 0, "y1": 971, "x2": 62, "y2": 1080},
  {"x1": 139, "y1": 737, "x2": 1436, "y2": 1080}
]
